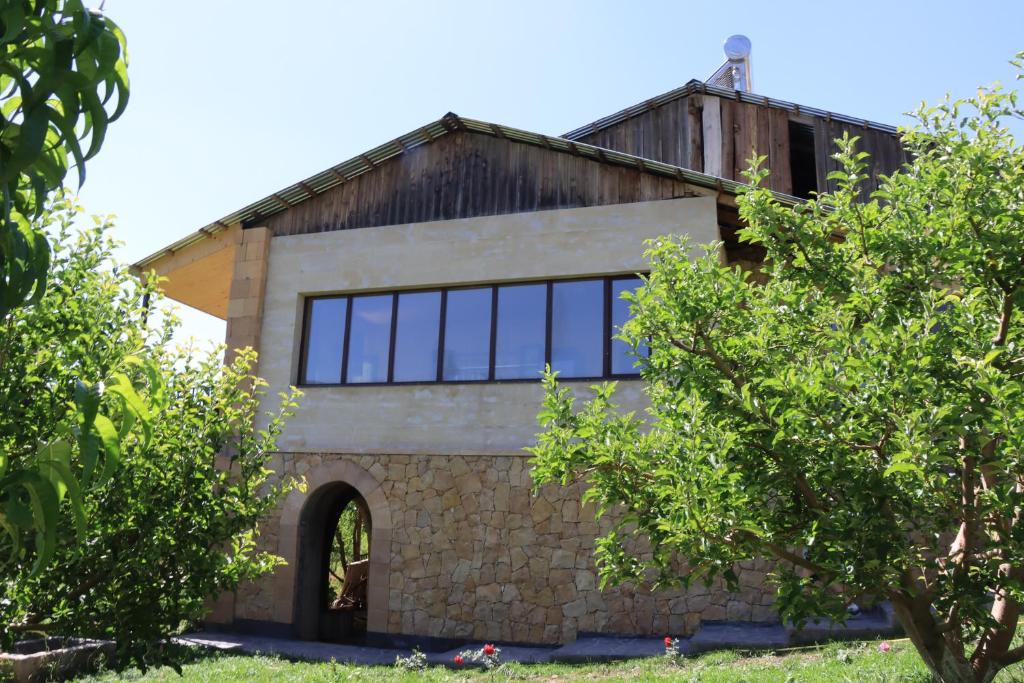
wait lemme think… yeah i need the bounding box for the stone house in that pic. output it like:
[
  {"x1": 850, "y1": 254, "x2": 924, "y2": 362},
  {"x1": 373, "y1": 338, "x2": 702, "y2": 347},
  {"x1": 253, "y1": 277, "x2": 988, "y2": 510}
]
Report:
[{"x1": 133, "y1": 47, "x2": 905, "y2": 646}]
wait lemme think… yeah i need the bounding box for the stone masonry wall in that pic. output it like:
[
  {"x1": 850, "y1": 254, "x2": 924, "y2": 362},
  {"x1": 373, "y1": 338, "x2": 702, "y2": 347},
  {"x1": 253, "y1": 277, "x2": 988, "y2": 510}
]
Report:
[{"x1": 236, "y1": 452, "x2": 778, "y2": 644}]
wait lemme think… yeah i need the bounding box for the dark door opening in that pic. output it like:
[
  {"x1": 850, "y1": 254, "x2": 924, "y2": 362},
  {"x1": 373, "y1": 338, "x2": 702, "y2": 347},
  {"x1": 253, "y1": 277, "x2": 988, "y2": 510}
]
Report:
[
  {"x1": 294, "y1": 482, "x2": 372, "y2": 642},
  {"x1": 788, "y1": 121, "x2": 818, "y2": 199}
]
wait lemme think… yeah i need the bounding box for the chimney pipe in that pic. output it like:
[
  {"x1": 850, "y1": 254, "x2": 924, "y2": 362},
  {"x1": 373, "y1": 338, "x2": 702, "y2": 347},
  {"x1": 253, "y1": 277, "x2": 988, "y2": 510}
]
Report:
[
  {"x1": 706, "y1": 35, "x2": 753, "y2": 92},
  {"x1": 723, "y1": 35, "x2": 752, "y2": 92}
]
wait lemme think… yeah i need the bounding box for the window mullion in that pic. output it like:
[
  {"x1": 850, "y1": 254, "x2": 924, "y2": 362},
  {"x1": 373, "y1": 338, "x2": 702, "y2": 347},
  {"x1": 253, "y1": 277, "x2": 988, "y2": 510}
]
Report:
[
  {"x1": 340, "y1": 296, "x2": 353, "y2": 384},
  {"x1": 297, "y1": 296, "x2": 313, "y2": 384},
  {"x1": 387, "y1": 293, "x2": 399, "y2": 383},
  {"x1": 603, "y1": 277, "x2": 612, "y2": 378},
  {"x1": 488, "y1": 286, "x2": 498, "y2": 381},
  {"x1": 437, "y1": 289, "x2": 447, "y2": 382},
  {"x1": 544, "y1": 281, "x2": 553, "y2": 369}
]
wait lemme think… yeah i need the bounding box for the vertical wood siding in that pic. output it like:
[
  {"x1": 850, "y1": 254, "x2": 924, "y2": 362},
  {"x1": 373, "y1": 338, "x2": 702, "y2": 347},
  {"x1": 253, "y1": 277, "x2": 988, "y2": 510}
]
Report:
[
  {"x1": 814, "y1": 119, "x2": 910, "y2": 197},
  {"x1": 570, "y1": 95, "x2": 704, "y2": 173},
  {"x1": 569, "y1": 93, "x2": 905, "y2": 198},
  {"x1": 264, "y1": 132, "x2": 708, "y2": 237}
]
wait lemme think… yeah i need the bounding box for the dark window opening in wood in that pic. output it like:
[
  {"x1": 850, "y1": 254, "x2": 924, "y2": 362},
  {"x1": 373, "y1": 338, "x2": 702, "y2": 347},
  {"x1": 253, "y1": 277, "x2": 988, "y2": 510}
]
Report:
[{"x1": 788, "y1": 121, "x2": 818, "y2": 199}]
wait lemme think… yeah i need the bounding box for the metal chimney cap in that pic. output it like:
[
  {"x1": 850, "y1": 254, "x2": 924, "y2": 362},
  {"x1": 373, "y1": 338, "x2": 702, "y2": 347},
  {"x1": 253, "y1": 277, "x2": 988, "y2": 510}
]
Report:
[{"x1": 724, "y1": 34, "x2": 752, "y2": 61}]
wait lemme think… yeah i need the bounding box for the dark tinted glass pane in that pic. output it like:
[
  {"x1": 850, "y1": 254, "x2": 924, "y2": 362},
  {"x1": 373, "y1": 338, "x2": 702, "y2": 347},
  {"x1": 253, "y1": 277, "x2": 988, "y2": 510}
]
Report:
[
  {"x1": 302, "y1": 298, "x2": 346, "y2": 384},
  {"x1": 393, "y1": 291, "x2": 441, "y2": 382},
  {"x1": 346, "y1": 295, "x2": 393, "y2": 383},
  {"x1": 611, "y1": 277, "x2": 647, "y2": 375},
  {"x1": 443, "y1": 288, "x2": 492, "y2": 381},
  {"x1": 551, "y1": 280, "x2": 603, "y2": 378},
  {"x1": 495, "y1": 284, "x2": 546, "y2": 380}
]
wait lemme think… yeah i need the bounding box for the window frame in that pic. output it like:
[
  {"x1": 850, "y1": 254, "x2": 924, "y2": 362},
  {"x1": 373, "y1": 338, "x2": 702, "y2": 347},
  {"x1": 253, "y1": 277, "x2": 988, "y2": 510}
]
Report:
[
  {"x1": 296, "y1": 274, "x2": 647, "y2": 387},
  {"x1": 607, "y1": 275, "x2": 649, "y2": 379},
  {"x1": 390, "y1": 289, "x2": 443, "y2": 383},
  {"x1": 493, "y1": 281, "x2": 548, "y2": 381},
  {"x1": 344, "y1": 292, "x2": 396, "y2": 384},
  {"x1": 549, "y1": 276, "x2": 608, "y2": 380},
  {"x1": 297, "y1": 295, "x2": 348, "y2": 385},
  {"x1": 440, "y1": 284, "x2": 494, "y2": 383}
]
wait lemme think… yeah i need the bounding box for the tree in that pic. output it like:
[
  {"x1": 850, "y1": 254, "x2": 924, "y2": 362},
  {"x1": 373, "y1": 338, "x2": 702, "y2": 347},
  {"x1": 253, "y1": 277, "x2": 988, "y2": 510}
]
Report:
[
  {"x1": 0, "y1": 0, "x2": 128, "y2": 317},
  {"x1": 0, "y1": 200, "x2": 300, "y2": 669},
  {"x1": 0, "y1": 0, "x2": 138, "y2": 571},
  {"x1": 530, "y1": 59, "x2": 1024, "y2": 683}
]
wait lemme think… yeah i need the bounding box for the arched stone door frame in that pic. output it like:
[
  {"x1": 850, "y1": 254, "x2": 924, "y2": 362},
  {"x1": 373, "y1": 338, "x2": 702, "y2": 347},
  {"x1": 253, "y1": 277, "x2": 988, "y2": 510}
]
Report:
[{"x1": 272, "y1": 459, "x2": 391, "y2": 637}]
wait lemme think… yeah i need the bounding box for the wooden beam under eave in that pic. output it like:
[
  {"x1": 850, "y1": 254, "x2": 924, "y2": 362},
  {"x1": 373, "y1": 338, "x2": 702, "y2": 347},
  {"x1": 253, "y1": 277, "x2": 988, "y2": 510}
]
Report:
[{"x1": 134, "y1": 223, "x2": 242, "y2": 320}]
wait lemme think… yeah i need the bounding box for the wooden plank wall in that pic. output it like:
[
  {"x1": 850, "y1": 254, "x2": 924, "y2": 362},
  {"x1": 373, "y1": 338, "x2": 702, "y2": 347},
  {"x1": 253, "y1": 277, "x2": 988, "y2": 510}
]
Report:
[
  {"x1": 567, "y1": 93, "x2": 906, "y2": 199},
  {"x1": 715, "y1": 98, "x2": 793, "y2": 193},
  {"x1": 263, "y1": 131, "x2": 708, "y2": 237},
  {"x1": 814, "y1": 119, "x2": 909, "y2": 197},
  {"x1": 569, "y1": 95, "x2": 704, "y2": 173}
]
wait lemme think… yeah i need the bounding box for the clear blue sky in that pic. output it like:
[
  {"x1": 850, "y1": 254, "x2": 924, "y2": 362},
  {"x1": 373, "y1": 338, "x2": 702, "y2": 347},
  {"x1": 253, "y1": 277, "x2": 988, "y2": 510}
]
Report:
[{"x1": 77, "y1": 0, "x2": 1024, "y2": 346}]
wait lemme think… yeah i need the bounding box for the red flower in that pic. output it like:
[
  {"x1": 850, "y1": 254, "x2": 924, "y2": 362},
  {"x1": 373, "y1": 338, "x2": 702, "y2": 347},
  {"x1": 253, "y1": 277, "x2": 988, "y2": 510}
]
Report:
[
  {"x1": 483, "y1": 643, "x2": 496, "y2": 656},
  {"x1": 664, "y1": 636, "x2": 674, "y2": 647},
  {"x1": 453, "y1": 655, "x2": 464, "y2": 665},
  {"x1": 879, "y1": 641, "x2": 891, "y2": 653}
]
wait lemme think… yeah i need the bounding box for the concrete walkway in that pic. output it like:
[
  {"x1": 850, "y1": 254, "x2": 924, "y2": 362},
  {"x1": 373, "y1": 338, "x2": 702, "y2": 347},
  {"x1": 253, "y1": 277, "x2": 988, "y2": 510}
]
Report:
[
  {"x1": 176, "y1": 634, "x2": 404, "y2": 666},
  {"x1": 176, "y1": 633, "x2": 663, "y2": 666},
  {"x1": 179, "y1": 604, "x2": 901, "y2": 667}
]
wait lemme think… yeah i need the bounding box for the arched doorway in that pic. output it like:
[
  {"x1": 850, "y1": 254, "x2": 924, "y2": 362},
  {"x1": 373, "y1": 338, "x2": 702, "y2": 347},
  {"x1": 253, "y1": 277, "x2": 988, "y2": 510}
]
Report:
[{"x1": 294, "y1": 481, "x2": 372, "y2": 642}]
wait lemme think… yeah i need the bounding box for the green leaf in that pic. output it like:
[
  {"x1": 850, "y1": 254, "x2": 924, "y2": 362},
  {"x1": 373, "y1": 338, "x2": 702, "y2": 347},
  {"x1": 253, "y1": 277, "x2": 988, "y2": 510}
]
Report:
[
  {"x1": 92, "y1": 413, "x2": 121, "y2": 482},
  {"x1": 74, "y1": 379, "x2": 101, "y2": 428},
  {"x1": 883, "y1": 462, "x2": 921, "y2": 477}
]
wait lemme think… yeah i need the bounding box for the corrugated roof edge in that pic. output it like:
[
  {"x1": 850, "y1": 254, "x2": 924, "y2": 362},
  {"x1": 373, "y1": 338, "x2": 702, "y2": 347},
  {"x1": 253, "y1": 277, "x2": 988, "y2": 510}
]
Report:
[
  {"x1": 562, "y1": 79, "x2": 900, "y2": 141},
  {"x1": 132, "y1": 112, "x2": 799, "y2": 271}
]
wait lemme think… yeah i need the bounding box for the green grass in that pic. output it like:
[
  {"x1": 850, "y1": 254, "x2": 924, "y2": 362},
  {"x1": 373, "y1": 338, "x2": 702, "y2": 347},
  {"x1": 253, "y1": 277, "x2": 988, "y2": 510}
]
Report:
[{"x1": 72, "y1": 638, "x2": 1024, "y2": 682}]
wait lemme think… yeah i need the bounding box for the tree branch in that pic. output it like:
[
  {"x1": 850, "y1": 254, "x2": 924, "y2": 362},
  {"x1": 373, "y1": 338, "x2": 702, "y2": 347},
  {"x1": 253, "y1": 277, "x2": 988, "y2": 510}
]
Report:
[
  {"x1": 998, "y1": 643, "x2": 1024, "y2": 667},
  {"x1": 671, "y1": 330, "x2": 828, "y2": 513},
  {"x1": 994, "y1": 286, "x2": 1015, "y2": 345}
]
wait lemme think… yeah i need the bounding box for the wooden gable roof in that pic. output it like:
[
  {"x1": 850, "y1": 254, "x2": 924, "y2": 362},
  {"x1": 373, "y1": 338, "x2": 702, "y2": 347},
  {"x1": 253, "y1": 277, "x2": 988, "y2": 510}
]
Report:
[
  {"x1": 133, "y1": 113, "x2": 791, "y2": 270},
  {"x1": 264, "y1": 127, "x2": 717, "y2": 238}
]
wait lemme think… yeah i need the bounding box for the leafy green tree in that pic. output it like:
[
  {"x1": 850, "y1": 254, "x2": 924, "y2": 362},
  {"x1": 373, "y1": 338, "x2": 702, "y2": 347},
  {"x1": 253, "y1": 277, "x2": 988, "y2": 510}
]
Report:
[
  {"x1": 0, "y1": 0, "x2": 128, "y2": 315},
  {"x1": 0, "y1": 200, "x2": 300, "y2": 669},
  {"x1": 0, "y1": 0, "x2": 136, "y2": 572},
  {"x1": 531, "y1": 60, "x2": 1024, "y2": 682}
]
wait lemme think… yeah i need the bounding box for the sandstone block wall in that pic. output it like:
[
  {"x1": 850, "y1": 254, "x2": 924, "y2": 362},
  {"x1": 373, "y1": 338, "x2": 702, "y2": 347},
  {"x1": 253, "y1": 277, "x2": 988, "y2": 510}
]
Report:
[{"x1": 235, "y1": 452, "x2": 778, "y2": 644}]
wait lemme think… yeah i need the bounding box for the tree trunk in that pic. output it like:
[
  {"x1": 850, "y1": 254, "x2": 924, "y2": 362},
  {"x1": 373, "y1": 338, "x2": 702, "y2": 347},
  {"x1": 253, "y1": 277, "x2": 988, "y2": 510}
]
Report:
[
  {"x1": 353, "y1": 507, "x2": 363, "y2": 561},
  {"x1": 890, "y1": 597, "x2": 1001, "y2": 683},
  {"x1": 335, "y1": 527, "x2": 348, "y2": 572}
]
